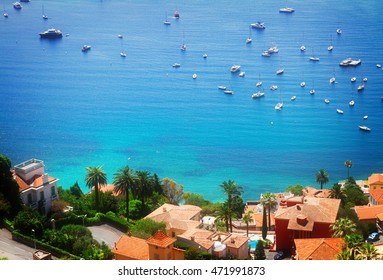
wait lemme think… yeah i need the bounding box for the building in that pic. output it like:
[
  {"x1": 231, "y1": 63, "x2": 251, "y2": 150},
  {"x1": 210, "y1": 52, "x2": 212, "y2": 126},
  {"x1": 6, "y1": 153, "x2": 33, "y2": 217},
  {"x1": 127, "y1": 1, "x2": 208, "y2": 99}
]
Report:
[
  {"x1": 13, "y1": 159, "x2": 59, "y2": 215},
  {"x1": 294, "y1": 238, "x2": 344, "y2": 260},
  {"x1": 353, "y1": 204, "x2": 383, "y2": 224},
  {"x1": 274, "y1": 197, "x2": 341, "y2": 252},
  {"x1": 112, "y1": 231, "x2": 185, "y2": 260},
  {"x1": 368, "y1": 174, "x2": 383, "y2": 190},
  {"x1": 369, "y1": 189, "x2": 383, "y2": 205}
]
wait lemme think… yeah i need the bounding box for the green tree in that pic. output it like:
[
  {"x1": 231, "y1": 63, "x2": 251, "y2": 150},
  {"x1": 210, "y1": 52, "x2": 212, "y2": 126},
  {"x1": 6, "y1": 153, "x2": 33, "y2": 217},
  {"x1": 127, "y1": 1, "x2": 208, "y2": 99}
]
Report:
[
  {"x1": 316, "y1": 169, "x2": 329, "y2": 189},
  {"x1": 113, "y1": 166, "x2": 137, "y2": 221},
  {"x1": 330, "y1": 218, "x2": 357, "y2": 238},
  {"x1": 329, "y1": 183, "x2": 346, "y2": 206},
  {"x1": 242, "y1": 210, "x2": 253, "y2": 237},
  {"x1": 162, "y1": 177, "x2": 184, "y2": 205},
  {"x1": 254, "y1": 240, "x2": 266, "y2": 260},
  {"x1": 13, "y1": 208, "x2": 45, "y2": 237},
  {"x1": 135, "y1": 170, "x2": 153, "y2": 212},
  {"x1": 261, "y1": 206, "x2": 267, "y2": 240},
  {"x1": 69, "y1": 181, "x2": 84, "y2": 198},
  {"x1": 344, "y1": 160, "x2": 352, "y2": 178},
  {"x1": 85, "y1": 166, "x2": 107, "y2": 212},
  {"x1": 260, "y1": 192, "x2": 277, "y2": 230},
  {"x1": 343, "y1": 177, "x2": 368, "y2": 206},
  {"x1": 183, "y1": 192, "x2": 209, "y2": 207},
  {"x1": 285, "y1": 185, "x2": 304, "y2": 196},
  {"x1": 220, "y1": 180, "x2": 243, "y2": 232},
  {"x1": 355, "y1": 243, "x2": 381, "y2": 260},
  {"x1": 130, "y1": 218, "x2": 166, "y2": 240},
  {"x1": 215, "y1": 203, "x2": 230, "y2": 232},
  {"x1": 152, "y1": 173, "x2": 163, "y2": 195}
]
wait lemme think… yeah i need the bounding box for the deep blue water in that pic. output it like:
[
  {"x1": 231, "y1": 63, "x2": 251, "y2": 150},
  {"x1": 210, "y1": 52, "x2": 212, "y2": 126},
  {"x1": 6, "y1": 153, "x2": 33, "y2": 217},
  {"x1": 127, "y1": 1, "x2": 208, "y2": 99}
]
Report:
[{"x1": 1, "y1": 0, "x2": 383, "y2": 202}]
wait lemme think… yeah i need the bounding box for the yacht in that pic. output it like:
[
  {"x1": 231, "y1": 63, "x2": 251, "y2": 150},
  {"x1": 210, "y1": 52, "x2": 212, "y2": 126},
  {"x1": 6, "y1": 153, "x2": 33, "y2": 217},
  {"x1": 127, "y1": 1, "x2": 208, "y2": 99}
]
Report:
[
  {"x1": 309, "y1": 57, "x2": 320, "y2": 61},
  {"x1": 377, "y1": 64, "x2": 382, "y2": 68},
  {"x1": 291, "y1": 96, "x2": 296, "y2": 101},
  {"x1": 256, "y1": 81, "x2": 262, "y2": 87},
  {"x1": 224, "y1": 90, "x2": 234, "y2": 95},
  {"x1": 250, "y1": 22, "x2": 266, "y2": 29},
  {"x1": 359, "y1": 125, "x2": 371, "y2": 132},
  {"x1": 300, "y1": 81, "x2": 306, "y2": 87},
  {"x1": 172, "y1": 63, "x2": 181, "y2": 68},
  {"x1": 279, "y1": 7, "x2": 295, "y2": 13},
  {"x1": 336, "y1": 109, "x2": 344, "y2": 114},
  {"x1": 192, "y1": 73, "x2": 197, "y2": 79},
  {"x1": 239, "y1": 71, "x2": 246, "y2": 77},
  {"x1": 357, "y1": 83, "x2": 365, "y2": 91},
  {"x1": 276, "y1": 69, "x2": 284, "y2": 75},
  {"x1": 81, "y1": 45, "x2": 91, "y2": 52},
  {"x1": 339, "y1": 58, "x2": 361, "y2": 67},
  {"x1": 252, "y1": 91, "x2": 265, "y2": 99},
  {"x1": 268, "y1": 46, "x2": 279, "y2": 53},
  {"x1": 351, "y1": 77, "x2": 356, "y2": 82},
  {"x1": 230, "y1": 65, "x2": 241, "y2": 73},
  {"x1": 329, "y1": 76, "x2": 336, "y2": 84},
  {"x1": 275, "y1": 102, "x2": 283, "y2": 110},
  {"x1": 13, "y1": 2, "x2": 22, "y2": 9},
  {"x1": 324, "y1": 99, "x2": 330, "y2": 104},
  {"x1": 349, "y1": 100, "x2": 355, "y2": 107},
  {"x1": 300, "y1": 45, "x2": 306, "y2": 52},
  {"x1": 218, "y1": 86, "x2": 226, "y2": 90},
  {"x1": 39, "y1": 28, "x2": 63, "y2": 38},
  {"x1": 270, "y1": 85, "x2": 278, "y2": 91}
]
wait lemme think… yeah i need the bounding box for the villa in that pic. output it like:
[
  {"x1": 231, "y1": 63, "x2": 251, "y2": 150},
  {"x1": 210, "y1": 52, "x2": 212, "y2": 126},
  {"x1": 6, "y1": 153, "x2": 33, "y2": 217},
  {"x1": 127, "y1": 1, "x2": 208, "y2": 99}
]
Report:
[
  {"x1": 367, "y1": 173, "x2": 383, "y2": 190},
  {"x1": 293, "y1": 238, "x2": 344, "y2": 260},
  {"x1": 13, "y1": 158, "x2": 59, "y2": 215}
]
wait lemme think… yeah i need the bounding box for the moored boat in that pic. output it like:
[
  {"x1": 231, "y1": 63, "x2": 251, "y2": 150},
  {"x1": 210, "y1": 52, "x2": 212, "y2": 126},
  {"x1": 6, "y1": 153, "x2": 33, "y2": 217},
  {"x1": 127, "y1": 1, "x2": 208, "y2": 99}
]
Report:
[
  {"x1": 39, "y1": 28, "x2": 63, "y2": 38},
  {"x1": 359, "y1": 125, "x2": 371, "y2": 132},
  {"x1": 230, "y1": 65, "x2": 241, "y2": 73}
]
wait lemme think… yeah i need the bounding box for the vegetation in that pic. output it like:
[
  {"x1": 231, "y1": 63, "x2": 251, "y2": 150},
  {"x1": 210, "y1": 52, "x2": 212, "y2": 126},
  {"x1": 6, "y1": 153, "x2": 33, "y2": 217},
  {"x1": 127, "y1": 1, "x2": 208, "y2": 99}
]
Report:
[
  {"x1": 330, "y1": 217, "x2": 357, "y2": 238},
  {"x1": 260, "y1": 192, "x2": 277, "y2": 230},
  {"x1": 344, "y1": 160, "x2": 352, "y2": 178},
  {"x1": 316, "y1": 169, "x2": 329, "y2": 189},
  {"x1": 162, "y1": 177, "x2": 184, "y2": 205},
  {"x1": 220, "y1": 180, "x2": 244, "y2": 232},
  {"x1": 285, "y1": 184, "x2": 304, "y2": 196},
  {"x1": 254, "y1": 240, "x2": 266, "y2": 260},
  {"x1": 113, "y1": 166, "x2": 137, "y2": 220},
  {"x1": 242, "y1": 210, "x2": 253, "y2": 237},
  {"x1": 85, "y1": 166, "x2": 107, "y2": 212}
]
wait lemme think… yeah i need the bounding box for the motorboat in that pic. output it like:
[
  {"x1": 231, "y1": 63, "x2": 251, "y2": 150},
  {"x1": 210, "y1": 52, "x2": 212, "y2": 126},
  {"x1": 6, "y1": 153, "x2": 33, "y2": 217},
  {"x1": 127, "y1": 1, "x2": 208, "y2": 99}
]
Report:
[
  {"x1": 252, "y1": 91, "x2": 265, "y2": 99},
  {"x1": 339, "y1": 58, "x2": 361, "y2": 67},
  {"x1": 120, "y1": 52, "x2": 127, "y2": 57},
  {"x1": 377, "y1": 64, "x2": 382, "y2": 68},
  {"x1": 329, "y1": 76, "x2": 336, "y2": 84},
  {"x1": 251, "y1": 22, "x2": 266, "y2": 29},
  {"x1": 328, "y1": 45, "x2": 333, "y2": 51},
  {"x1": 336, "y1": 28, "x2": 342, "y2": 35},
  {"x1": 270, "y1": 85, "x2": 278, "y2": 91},
  {"x1": 180, "y1": 43, "x2": 186, "y2": 51},
  {"x1": 192, "y1": 73, "x2": 197, "y2": 79},
  {"x1": 203, "y1": 53, "x2": 208, "y2": 59},
  {"x1": 336, "y1": 109, "x2": 344, "y2": 114},
  {"x1": 81, "y1": 45, "x2": 91, "y2": 52},
  {"x1": 239, "y1": 71, "x2": 246, "y2": 77},
  {"x1": 230, "y1": 65, "x2": 241, "y2": 73},
  {"x1": 246, "y1": 37, "x2": 252, "y2": 44},
  {"x1": 309, "y1": 57, "x2": 320, "y2": 61},
  {"x1": 351, "y1": 77, "x2": 356, "y2": 82},
  {"x1": 224, "y1": 90, "x2": 234, "y2": 95},
  {"x1": 4, "y1": 12, "x2": 8, "y2": 17},
  {"x1": 275, "y1": 102, "x2": 283, "y2": 110},
  {"x1": 13, "y1": 2, "x2": 22, "y2": 9},
  {"x1": 291, "y1": 96, "x2": 296, "y2": 101},
  {"x1": 268, "y1": 46, "x2": 279, "y2": 53},
  {"x1": 359, "y1": 125, "x2": 371, "y2": 132},
  {"x1": 363, "y1": 77, "x2": 368, "y2": 82},
  {"x1": 324, "y1": 99, "x2": 330, "y2": 104},
  {"x1": 172, "y1": 63, "x2": 181, "y2": 68},
  {"x1": 174, "y1": 9, "x2": 180, "y2": 18},
  {"x1": 218, "y1": 86, "x2": 226, "y2": 90},
  {"x1": 349, "y1": 100, "x2": 355, "y2": 107},
  {"x1": 276, "y1": 69, "x2": 284, "y2": 75},
  {"x1": 309, "y1": 89, "x2": 315, "y2": 95},
  {"x1": 357, "y1": 83, "x2": 365, "y2": 91},
  {"x1": 164, "y1": 19, "x2": 171, "y2": 25},
  {"x1": 279, "y1": 7, "x2": 295, "y2": 13},
  {"x1": 300, "y1": 45, "x2": 306, "y2": 52},
  {"x1": 256, "y1": 81, "x2": 262, "y2": 87},
  {"x1": 39, "y1": 28, "x2": 63, "y2": 38},
  {"x1": 363, "y1": 115, "x2": 368, "y2": 119},
  {"x1": 118, "y1": 34, "x2": 123, "y2": 39},
  {"x1": 300, "y1": 81, "x2": 306, "y2": 87},
  {"x1": 261, "y1": 51, "x2": 271, "y2": 57}
]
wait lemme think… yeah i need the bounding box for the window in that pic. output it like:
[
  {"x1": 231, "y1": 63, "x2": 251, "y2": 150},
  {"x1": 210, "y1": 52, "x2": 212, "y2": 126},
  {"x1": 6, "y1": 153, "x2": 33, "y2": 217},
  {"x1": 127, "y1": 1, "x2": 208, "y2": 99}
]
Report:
[
  {"x1": 27, "y1": 193, "x2": 33, "y2": 204},
  {"x1": 154, "y1": 253, "x2": 160, "y2": 260},
  {"x1": 40, "y1": 191, "x2": 45, "y2": 201},
  {"x1": 51, "y1": 186, "x2": 56, "y2": 197}
]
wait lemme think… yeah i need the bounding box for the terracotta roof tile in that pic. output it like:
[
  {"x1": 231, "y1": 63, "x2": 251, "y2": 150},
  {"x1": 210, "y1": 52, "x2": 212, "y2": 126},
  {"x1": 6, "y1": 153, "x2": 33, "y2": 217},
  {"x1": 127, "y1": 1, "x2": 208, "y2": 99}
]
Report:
[
  {"x1": 146, "y1": 230, "x2": 176, "y2": 248},
  {"x1": 354, "y1": 204, "x2": 383, "y2": 220},
  {"x1": 369, "y1": 189, "x2": 383, "y2": 203},
  {"x1": 15, "y1": 174, "x2": 57, "y2": 192},
  {"x1": 294, "y1": 238, "x2": 344, "y2": 260},
  {"x1": 368, "y1": 174, "x2": 383, "y2": 185},
  {"x1": 224, "y1": 234, "x2": 249, "y2": 249},
  {"x1": 112, "y1": 235, "x2": 149, "y2": 260}
]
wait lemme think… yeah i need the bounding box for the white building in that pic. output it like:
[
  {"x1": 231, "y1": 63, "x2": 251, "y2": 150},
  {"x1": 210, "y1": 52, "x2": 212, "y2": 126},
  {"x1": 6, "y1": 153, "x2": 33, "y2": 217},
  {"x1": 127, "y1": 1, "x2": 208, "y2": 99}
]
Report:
[{"x1": 13, "y1": 159, "x2": 59, "y2": 215}]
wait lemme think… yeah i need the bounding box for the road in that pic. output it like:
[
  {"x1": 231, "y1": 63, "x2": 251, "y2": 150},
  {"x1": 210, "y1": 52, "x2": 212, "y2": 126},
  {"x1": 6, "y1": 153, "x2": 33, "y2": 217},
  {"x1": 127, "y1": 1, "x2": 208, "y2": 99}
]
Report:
[
  {"x1": 0, "y1": 228, "x2": 36, "y2": 260},
  {"x1": 88, "y1": 224, "x2": 125, "y2": 248}
]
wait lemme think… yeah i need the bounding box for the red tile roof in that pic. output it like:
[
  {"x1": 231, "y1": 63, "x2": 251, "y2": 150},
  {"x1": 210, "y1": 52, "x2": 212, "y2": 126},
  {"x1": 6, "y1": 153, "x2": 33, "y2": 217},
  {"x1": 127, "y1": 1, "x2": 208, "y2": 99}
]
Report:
[
  {"x1": 15, "y1": 174, "x2": 57, "y2": 192},
  {"x1": 294, "y1": 238, "x2": 344, "y2": 260},
  {"x1": 354, "y1": 204, "x2": 383, "y2": 221},
  {"x1": 369, "y1": 189, "x2": 383, "y2": 204},
  {"x1": 146, "y1": 230, "x2": 176, "y2": 248},
  {"x1": 368, "y1": 174, "x2": 383, "y2": 185},
  {"x1": 112, "y1": 235, "x2": 149, "y2": 260}
]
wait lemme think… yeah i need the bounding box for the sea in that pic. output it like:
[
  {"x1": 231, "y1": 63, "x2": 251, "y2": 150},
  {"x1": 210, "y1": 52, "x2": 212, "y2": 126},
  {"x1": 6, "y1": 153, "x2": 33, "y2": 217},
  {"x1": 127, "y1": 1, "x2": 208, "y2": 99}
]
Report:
[{"x1": 1, "y1": 0, "x2": 383, "y2": 202}]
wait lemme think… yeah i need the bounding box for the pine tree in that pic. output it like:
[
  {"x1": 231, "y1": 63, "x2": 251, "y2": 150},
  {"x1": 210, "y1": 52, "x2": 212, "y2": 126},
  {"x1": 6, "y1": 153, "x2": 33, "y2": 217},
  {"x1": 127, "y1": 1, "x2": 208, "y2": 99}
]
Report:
[{"x1": 254, "y1": 240, "x2": 266, "y2": 260}]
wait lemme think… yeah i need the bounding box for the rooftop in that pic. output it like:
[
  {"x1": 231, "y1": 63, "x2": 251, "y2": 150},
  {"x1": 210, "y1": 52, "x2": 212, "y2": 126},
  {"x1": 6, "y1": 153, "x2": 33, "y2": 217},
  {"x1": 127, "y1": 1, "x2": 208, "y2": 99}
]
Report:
[
  {"x1": 354, "y1": 204, "x2": 383, "y2": 221},
  {"x1": 146, "y1": 230, "x2": 176, "y2": 248},
  {"x1": 112, "y1": 235, "x2": 149, "y2": 260},
  {"x1": 14, "y1": 159, "x2": 44, "y2": 174},
  {"x1": 294, "y1": 238, "x2": 344, "y2": 260}
]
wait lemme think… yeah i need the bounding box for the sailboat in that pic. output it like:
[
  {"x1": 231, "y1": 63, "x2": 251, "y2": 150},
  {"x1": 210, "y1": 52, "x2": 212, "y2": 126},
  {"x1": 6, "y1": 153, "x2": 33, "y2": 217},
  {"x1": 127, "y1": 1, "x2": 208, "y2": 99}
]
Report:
[
  {"x1": 120, "y1": 39, "x2": 126, "y2": 57},
  {"x1": 256, "y1": 74, "x2": 262, "y2": 87},
  {"x1": 309, "y1": 80, "x2": 315, "y2": 95},
  {"x1": 246, "y1": 27, "x2": 252, "y2": 44},
  {"x1": 300, "y1": 32, "x2": 306, "y2": 52},
  {"x1": 309, "y1": 48, "x2": 320, "y2": 61},
  {"x1": 327, "y1": 35, "x2": 333, "y2": 51},
  {"x1": 180, "y1": 32, "x2": 186, "y2": 51},
  {"x1": 163, "y1": 13, "x2": 171, "y2": 25},
  {"x1": 275, "y1": 90, "x2": 283, "y2": 110},
  {"x1": 42, "y1": 4, "x2": 48, "y2": 19}
]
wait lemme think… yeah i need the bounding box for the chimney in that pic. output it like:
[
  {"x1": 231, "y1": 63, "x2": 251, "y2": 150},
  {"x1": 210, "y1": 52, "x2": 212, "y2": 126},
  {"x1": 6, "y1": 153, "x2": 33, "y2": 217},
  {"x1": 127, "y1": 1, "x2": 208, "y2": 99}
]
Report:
[
  {"x1": 42, "y1": 173, "x2": 49, "y2": 184},
  {"x1": 163, "y1": 207, "x2": 167, "y2": 212},
  {"x1": 230, "y1": 238, "x2": 235, "y2": 244},
  {"x1": 296, "y1": 204, "x2": 301, "y2": 210},
  {"x1": 191, "y1": 236, "x2": 195, "y2": 241}
]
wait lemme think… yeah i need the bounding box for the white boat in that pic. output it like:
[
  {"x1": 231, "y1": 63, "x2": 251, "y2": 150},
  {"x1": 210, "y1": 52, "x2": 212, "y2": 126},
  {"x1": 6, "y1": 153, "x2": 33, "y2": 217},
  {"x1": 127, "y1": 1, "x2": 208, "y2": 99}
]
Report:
[
  {"x1": 363, "y1": 115, "x2": 368, "y2": 119},
  {"x1": 218, "y1": 86, "x2": 226, "y2": 90},
  {"x1": 261, "y1": 51, "x2": 271, "y2": 57},
  {"x1": 163, "y1": 13, "x2": 171, "y2": 25},
  {"x1": 42, "y1": 5, "x2": 48, "y2": 19},
  {"x1": 276, "y1": 69, "x2": 284, "y2": 75},
  {"x1": 357, "y1": 83, "x2": 365, "y2": 91},
  {"x1": 324, "y1": 99, "x2": 330, "y2": 104},
  {"x1": 309, "y1": 57, "x2": 320, "y2": 61},
  {"x1": 336, "y1": 28, "x2": 342, "y2": 35},
  {"x1": 203, "y1": 53, "x2": 208, "y2": 59},
  {"x1": 172, "y1": 63, "x2": 181, "y2": 68},
  {"x1": 120, "y1": 52, "x2": 127, "y2": 57},
  {"x1": 300, "y1": 45, "x2": 306, "y2": 52},
  {"x1": 275, "y1": 102, "x2": 283, "y2": 110},
  {"x1": 268, "y1": 46, "x2": 279, "y2": 53},
  {"x1": 363, "y1": 77, "x2": 368, "y2": 82},
  {"x1": 174, "y1": 9, "x2": 180, "y2": 18},
  {"x1": 3, "y1": 12, "x2": 8, "y2": 17},
  {"x1": 180, "y1": 43, "x2": 186, "y2": 51},
  {"x1": 192, "y1": 73, "x2": 197, "y2": 79},
  {"x1": 377, "y1": 64, "x2": 382, "y2": 68},
  {"x1": 291, "y1": 96, "x2": 296, "y2": 101},
  {"x1": 256, "y1": 81, "x2": 262, "y2": 87},
  {"x1": 252, "y1": 91, "x2": 265, "y2": 99},
  {"x1": 118, "y1": 34, "x2": 123, "y2": 39},
  {"x1": 270, "y1": 85, "x2": 278, "y2": 91},
  {"x1": 279, "y1": 7, "x2": 295, "y2": 13},
  {"x1": 13, "y1": 2, "x2": 22, "y2": 9},
  {"x1": 239, "y1": 71, "x2": 245, "y2": 77},
  {"x1": 300, "y1": 81, "x2": 306, "y2": 87},
  {"x1": 329, "y1": 76, "x2": 336, "y2": 84},
  {"x1": 246, "y1": 37, "x2": 252, "y2": 44},
  {"x1": 251, "y1": 22, "x2": 265, "y2": 29},
  {"x1": 327, "y1": 35, "x2": 333, "y2": 51},
  {"x1": 339, "y1": 58, "x2": 361, "y2": 67},
  {"x1": 359, "y1": 125, "x2": 371, "y2": 132},
  {"x1": 349, "y1": 100, "x2": 355, "y2": 107},
  {"x1": 336, "y1": 109, "x2": 344, "y2": 114},
  {"x1": 224, "y1": 90, "x2": 234, "y2": 95},
  {"x1": 309, "y1": 89, "x2": 315, "y2": 95},
  {"x1": 81, "y1": 45, "x2": 91, "y2": 52},
  {"x1": 351, "y1": 77, "x2": 356, "y2": 82},
  {"x1": 230, "y1": 65, "x2": 241, "y2": 73}
]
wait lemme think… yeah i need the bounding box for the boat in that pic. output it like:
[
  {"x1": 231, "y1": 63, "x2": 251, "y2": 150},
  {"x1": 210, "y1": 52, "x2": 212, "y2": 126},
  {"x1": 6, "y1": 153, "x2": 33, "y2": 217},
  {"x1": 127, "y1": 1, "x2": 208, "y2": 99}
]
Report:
[
  {"x1": 256, "y1": 81, "x2": 262, "y2": 87},
  {"x1": 118, "y1": 34, "x2": 123, "y2": 39},
  {"x1": 357, "y1": 83, "x2": 364, "y2": 91},
  {"x1": 251, "y1": 22, "x2": 265, "y2": 29},
  {"x1": 279, "y1": 7, "x2": 295, "y2": 13},
  {"x1": 377, "y1": 64, "x2": 382, "y2": 68},
  {"x1": 180, "y1": 43, "x2": 186, "y2": 51},
  {"x1": 276, "y1": 69, "x2": 284, "y2": 75},
  {"x1": 339, "y1": 58, "x2": 361, "y2": 67},
  {"x1": 327, "y1": 45, "x2": 333, "y2": 51},
  {"x1": 120, "y1": 52, "x2": 127, "y2": 57},
  {"x1": 336, "y1": 28, "x2": 342, "y2": 35},
  {"x1": 192, "y1": 73, "x2": 197, "y2": 79},
  {"x1": 351, "y1": 77, "x2": 356, "y2": 82},
  {"x1": 39, "y1": 28, "x2": 63, "y2": 38},
  {"x1": 174, "y1": 9, "x2": 180, "y2": 18},
  {"x1": 270, "y1": 85, "x2": 278, "y2": 91},
  {"x1": 300, "y1": 45, "x2": 306, "y2": 52},
  {"x1": 13, "y1": 2, "x2": 22, "y2": 9},
  {"x1": 261, "y1": 51, "x2": 271, "y2": 57},
  {"x1": 239, "y1": 71, "x2": 246, "y2": 77},
  {"x1": 309, "y1": 89, "x2": 315, "y2": 95},
  {"x1": 172, "y1": 63, "x2": 181, "y2": 68},
  {"x1": 252, "y1": 91, "x2": 265, "y2": 99},
  {"x1": 291, "y1": 96, "x2": 296, "y2": 101},
  {"x1": 230, "y1": 65, "x2": 241, "y2": 73},
  {"x1": 81, "y1": 45, "x2": 91, "y2": 52},
  {"x1": 309, "y1": 56, "x2": 320, "y2": 61},
  {"x1": 349, "y1": 100, "x2": 355, "y2": 107},
  {"x1": 275, "y1": 102, "x2": 283, "y2": 110},
  {"x1": 300, "y1": 81, "x2": 306, "y2": 87},
  {"x1": 3, "y1": 11, "x2": 8, "y2": 17},
  {"x1": 336, "y1": 109, "x2": 344, "y2": 114},
  {"x1": 268, "y1": 46, "x2": 279, "y2": 53},
  {"x1": 246, "y1": 27, "x2": 252, "y2": 44},
  {"x1": 218, "y1": 86, "x2": 226, "y2": 90},
  {"x1": 363, "y1": 77, "x2": 368, "y2": 82},
  {"x1": 42, "y1": 5, "x2": 48, "y2": 19},
  {"x1": 224, "y1": 90, "x2": 234, "y2": 95},
  {"x1": 363, "y1": 115, "x2": 368, "y2": 119},
  {"x1": 329, "y1": 76, "x2": 336, "y2": 84},
  {"x1": 324, "y1": 99, "x2": 330, "y2": 104},
  {"x1": 203, "y1": 53, "x2": 208, "y2": 59},
  {"x1": 359, "y1": 125, "x2": 371, "y2": 132}
]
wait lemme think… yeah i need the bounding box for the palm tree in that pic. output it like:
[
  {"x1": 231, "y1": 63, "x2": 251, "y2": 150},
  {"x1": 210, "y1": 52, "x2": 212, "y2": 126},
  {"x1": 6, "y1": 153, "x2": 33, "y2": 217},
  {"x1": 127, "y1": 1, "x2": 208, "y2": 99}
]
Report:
[
  {"x1": 330, "y1": 218, "x2": 357, "y2": 238},
  {"x1": 85, "y1": 166, "x2": 107, "y2": 211},
  {"x1": 329, "y1": 183, "x2": 346, "y2": 206},
  {"x1": 220, "y1": 180, "x2": 243, "y2": 232},
  {"x1": 356, "y1": 243, "x2": 381, "y2": 260},
  {"x1": 135, "y1": 170, "x2": 153, "y2": 210},
  {"x1": 242, "y1": 210, "x2": 254, "y2": 237},
  {"x1": 215, "y1": 203, "x2": 230, "y2": 232},
  {"x1": 316, "y1": 169, "x2": 329, "y2": 189},
  {"x1": 344, "y1": 160, "x2": 352, "y2": 178},
  {"x1": 113, "y1": 166, "x2": 137, "y2": 220},
  {"x1": 260, "y1": 192, "x2": 277, "y2": 230}
]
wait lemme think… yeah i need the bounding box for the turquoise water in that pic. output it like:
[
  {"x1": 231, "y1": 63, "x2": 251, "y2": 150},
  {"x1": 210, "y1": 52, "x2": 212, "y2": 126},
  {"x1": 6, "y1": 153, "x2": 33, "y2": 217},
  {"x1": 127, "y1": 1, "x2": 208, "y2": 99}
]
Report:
[
  {"x1": 248, "y1": 240, "x2": 258, "y2": 251},
  {"x1": 1, "y1": 0, "x2": 383, "y2": 202}
]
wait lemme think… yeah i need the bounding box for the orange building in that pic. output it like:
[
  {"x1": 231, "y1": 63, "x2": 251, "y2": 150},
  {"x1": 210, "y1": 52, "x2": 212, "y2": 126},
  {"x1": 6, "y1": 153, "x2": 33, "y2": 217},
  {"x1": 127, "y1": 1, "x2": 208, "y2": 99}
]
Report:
[
  {"x1": 294, "y1": 238, "x2": 344, "y2": 260},
  {"x1": 369, "y1": 189, "x2": 383, "y2": 205},
  {"x1": 368, "y1": 174, "x2": 383, "y2": 190},
  {"x1": 353, "y1": 204, "x2": 383, "y2": 224}
]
